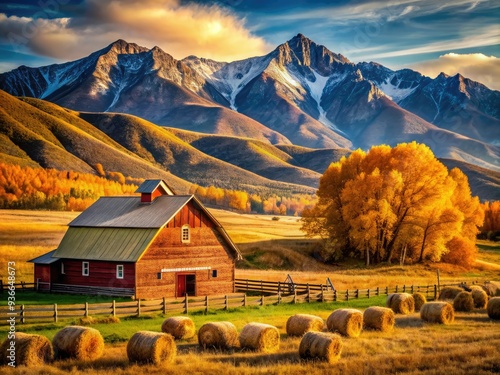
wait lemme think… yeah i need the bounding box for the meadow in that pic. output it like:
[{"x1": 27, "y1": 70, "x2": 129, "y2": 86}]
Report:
[{"x1": 0, "y1": 209, "x2": 499, "y2": 374}]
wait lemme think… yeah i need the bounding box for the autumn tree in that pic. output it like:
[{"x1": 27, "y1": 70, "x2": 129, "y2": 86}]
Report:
[{"x1": 302, "y1": 142, "x2": 484, "y2": 267}]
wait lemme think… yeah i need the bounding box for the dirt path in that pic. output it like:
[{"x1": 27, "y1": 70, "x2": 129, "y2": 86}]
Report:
[{"x1": 474, "y1": 259, "x2": 500, "y2": 270}]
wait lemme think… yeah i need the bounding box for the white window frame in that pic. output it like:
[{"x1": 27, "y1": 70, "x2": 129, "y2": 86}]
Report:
[
  {"x1": 61, "y1": 262, "x2": 65, "y2": 275},
  {"x1": 82, "y1": 262, "x2": 89, "y2": 276},
  {"x1": 116, "y1": 265, "x2": 124, "y2": 279},
  {"x1": 181, "y1": 224, "x2": 191, "y2": 243}
]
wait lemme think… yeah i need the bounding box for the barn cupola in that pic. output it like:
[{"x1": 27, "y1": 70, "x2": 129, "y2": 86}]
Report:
[{"x1": 135, "y1": 179, "x2": 175, "y2": 203}]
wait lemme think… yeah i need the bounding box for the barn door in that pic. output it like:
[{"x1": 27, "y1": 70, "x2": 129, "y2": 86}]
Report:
[{"x1": 177, "y1": 274, "x2": 196, "y2": 297}]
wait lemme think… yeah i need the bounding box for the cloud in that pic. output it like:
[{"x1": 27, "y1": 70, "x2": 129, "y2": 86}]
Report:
[
  {"x1": 0, "y1": 0, "x2": 271, "y2": 62},
  {"x1": 411, "y1": 53, "x2": 500, "y2": 90}
]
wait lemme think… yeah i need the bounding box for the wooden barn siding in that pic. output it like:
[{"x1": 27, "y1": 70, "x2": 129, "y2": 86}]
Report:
[
  {"x1": 34, "y1": 264, "x2": 51, "y2": 283},
  {"x1": 136, "y1": 203, "x2": 235, "y2": 299},
  {"x1": 56, "y1": 260, "x2": 135, "y2": 289}
]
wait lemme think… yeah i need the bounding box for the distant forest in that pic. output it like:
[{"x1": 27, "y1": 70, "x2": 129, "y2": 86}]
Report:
[{"x1": 0, "y1": 163, "x2": 316, "y2": 216}]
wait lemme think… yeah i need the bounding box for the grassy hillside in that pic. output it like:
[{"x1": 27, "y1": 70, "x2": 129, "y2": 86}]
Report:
[
  {"x1": 80, "y1": 112, "x2": 315, "y2": 194},
  {"x1": 0, "y1": 91, "x2": 191, "y2": 193}
]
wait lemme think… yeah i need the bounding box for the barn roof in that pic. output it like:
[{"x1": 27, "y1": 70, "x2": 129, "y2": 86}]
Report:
[
  {"x1": 53, "y1": 194, "x2": 242, "y2": 262},
  {"x1": 69, "y1": 195, "x2": 192, "y2": 228},
  {"x1": 28, "y1": 249, "x2": 59, "y2": 264},
  {"x1": 53, "y1": 228, "x2": 158, "y2": 261}
]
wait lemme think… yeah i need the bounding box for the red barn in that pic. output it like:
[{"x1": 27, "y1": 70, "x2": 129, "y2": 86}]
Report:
[{"x1": 29, "y1": 180, "x2": 242, "y2": 299}]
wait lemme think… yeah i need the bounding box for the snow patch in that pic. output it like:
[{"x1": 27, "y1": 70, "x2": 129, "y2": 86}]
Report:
[{"x1": 378, "y1": 74, "x2": 417, "y2": 103}]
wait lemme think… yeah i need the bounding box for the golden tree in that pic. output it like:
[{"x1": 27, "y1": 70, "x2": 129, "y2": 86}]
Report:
[{"x1": 302, "y1": 142, "x2": 484, "y2": 267}]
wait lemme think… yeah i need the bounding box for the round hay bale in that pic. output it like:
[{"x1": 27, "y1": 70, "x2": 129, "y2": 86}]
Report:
[
  {"x1": 387, "y1": 293, "x2": 415, "y2": 315},
  {"x1": 198, "y1": 321, "x2": 238, "y2": 350},
  {"x1": 161, "y1": 316, "x2": 195, "y2": 340},
  {"x1": 438, "y1": 286, "x2": 463, "y2": 300},
  {"x1": 0, "y1": 332, "x2": 53, "y2": 367},
  {"x1": 471, "y1": 288, "x2": 488, "y2": 309},
  {"x1": 412, "y1": 292, "x2": 427, "y2": 312},
  {"x1": 127, "y1": 331, "x2": 176, "y2": 366},
  {"x1": 286, "y1": 314, "x2": 324, "y2": 337},
  {"x1": 420, "y1": 302, "x2": 454, "y2": 324},
  {"x1": 326, "y1": 309, "x2": 363, "y2": 337},
  {"x1": 487, "y1": 297, "x2": 500, "y2": 320},
  {"x1": 299, "y1": 331, "x2": 342, "y2": 364},
  {"x1": 52, "y1": 326, "x2": 104, "y2": 361},
  {"x1": 453, "y1": 291, "x2": 474, "y2": 312},
  {"x1": 363, "y1": 307, "x2": 394, "y2": 332},
  {"x1": 239, "y1": 323, "x2": 280, "y2": 353},
  {"x1": 483, "y1": 282, "x2": 500, "y2": 297}
]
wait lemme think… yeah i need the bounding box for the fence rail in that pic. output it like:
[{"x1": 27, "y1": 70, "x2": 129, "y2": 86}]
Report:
[
  {"x1": 0, "y1": 280, "x2": 36, "y2": 293},
  {"x1": 0, "y1": 278, "x2": 480, "y2": 325}
]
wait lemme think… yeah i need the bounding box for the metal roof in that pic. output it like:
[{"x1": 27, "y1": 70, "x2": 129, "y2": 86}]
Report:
[
  {"x1": 69, "y1": 195, "x2": 192, "y2": 228},
  {"x1": 53, "y1": 227, "x2": 158, "y2": 261},
  {"x1": 135, "y1": 179, "x2": 174, "y2": 195},
  {"x1": 28, "y1": 249, "x2": 59, "y2": 264}
]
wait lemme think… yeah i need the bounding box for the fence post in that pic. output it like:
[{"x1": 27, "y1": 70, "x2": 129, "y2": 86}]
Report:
[
  {"x1": 346, "y1": 289, "x2": 349, "y2": 301},
  {"x1": 0, "y1": 280, "x2": 3, "y2": 293},
  {"x1": 293, "y1": 289, "x2": 297, "y2": 304},
  {"x1": 307, "y1": 284, "x2": 310, "y2": 303},
  {"x1": 278, "y1": 281, "x2": 281, "y2": 295},
  {"x1": 112, "y1": 300, "x2": 116, "y2": 317},
  {"x1": 243, "y1": 294, "x2": 247, "y2": 307},
  {"x1": 137, "y1": 299, "x2": 141, "y2": 317},
  {"x1": 54, "y1": 304, "x2": 58, "y2": 323},
  {"x1": 184, "y1": 294, "x2": 189, "y2": 314},
  {"x1": 21, "y1": 305, "x2": 25, "y2": 324},
  {"x1": 367, "y1": 289, "x2": 370, "y2": 298},
  {"x1": 163, "y1": 297, "x2": 167, "y2": 315},
  {"x1": 411, "y1": 285, "x2": 414, "y2": 294},
  {"x1": 205, "y1": 296, "x2": 209, "y2": 314},
  {"x1": 396, "y1": 285, "x2": 399, "y2": 293},
  {"x1": 355, "y1": 289, "x2": 359, "y2": 299},
  {"x1": 21, "y1": 281, "x2": 25, "y2": 291},
  {"x1": 376, "y1": 287, "x2": 379, "y2": 296},
  {"x1": 321, "y1": 284, "x2": 325, "y2": 303},
  {"x1": 225, "y1": 295, "x2": 229, "y2": 311},
  {"x1": 85, "y1": 302, "x2": 89, "y2": 317},
  {"x1": 278, "y1": 291, "x2": 281, "y2": 305},
  {"x1": 403, "y1": 285, "x2": 406, "y2": 293},
  {"x1": 333, "y1": 289, "x2": 337, "y2": 302},
  {"x1": 385, "y1": 286, "x2": 389, "y2": 295},
  {"x1": 433, "y1": 285, "x2": 437, "y2": 300},
  {"x1": 261, "y1": 295, "x2": 265, "y2": 307}
]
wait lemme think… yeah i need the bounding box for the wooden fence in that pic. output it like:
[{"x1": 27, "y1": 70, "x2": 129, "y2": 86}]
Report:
[
  {"x1": 0, "y1": 280, "x2": 35, "y2": 293},
  {"x1": 0, "y1": 279, "x2": 477, "y2": 325}
]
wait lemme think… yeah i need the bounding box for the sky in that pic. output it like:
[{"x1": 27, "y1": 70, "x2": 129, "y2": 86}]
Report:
[{"x1": 0, "y1": 0, "x2": 499, "y2": 89}]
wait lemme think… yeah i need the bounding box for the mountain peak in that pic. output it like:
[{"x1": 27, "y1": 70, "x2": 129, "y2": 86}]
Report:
[{"x1": 106, "y1": 39, "x2": 149, "y2": 55}]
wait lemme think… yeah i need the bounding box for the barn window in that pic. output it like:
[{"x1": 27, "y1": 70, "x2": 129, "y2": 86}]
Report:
[
  {"x1": 61, "y1": 262, "x2": 65, "y2": 274},
  {"x1": 116, "y1": 265, "x2": 124, "y2": 279},
  {"x1": 181, "y1": 225, "x2": 190, "y2": 243},
  {"x1": 82, "y1": 262, "x2": 89, "y2": 276},
  {"x1": 212, "y1": 270, "x2": 218, "y2": 278}
]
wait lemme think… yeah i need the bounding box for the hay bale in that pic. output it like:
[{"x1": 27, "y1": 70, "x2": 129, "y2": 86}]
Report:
[
  {"x1": 326, "y1": 309, "x2": 363, "y2": 337},
  {"x1": 471, "y1": 288, "x2": 488, "y2": 309},
  {"x1": 487, "y1": 297, "x2": 500, "y2": 320},
  {"x1": 239, "y1": 323, "x2": 280, "y2": 353},
  {"x1": 52, "y1": 326, "x2": 104, "y2": 361},
  {"x1": 161, "y1": 316, "x2": 195, "y2": 340},
  {"x1": 453, "y1": 291, "x2": 474, "y2": 312},
  {"x1": 0, "y1": 332, "x2": 53, "y2": 367},
  {"x1": 286, "y1": 314, "x2": 324, "y2": 337},
  {"x1": 483, "y1": 281, "x2": 500, "y2": 297},
  {"x1": 438, "y1": 286, "x2": 463, "y2": 300},
  {"x1": 299, "y1": 331, "x2": 342, "y2": 364},
  {"x1": 412, "y1": 292, "x2": 427, "y2": 312},
  {"x1": 420, "y1": 302, "x2": 454, "y2": 324},
  {"x1": 127, "y1": 331, "x2": 176, "y2": 366},
  {"x1": 198, "y1": 321, "x2": 239, "y2": 349},
  {"x1": 363, "y1": 307, "x2": 394, "y2": 332},
  {"x1": 387, "y1": 293, "x2": 415, "y2": 314}
]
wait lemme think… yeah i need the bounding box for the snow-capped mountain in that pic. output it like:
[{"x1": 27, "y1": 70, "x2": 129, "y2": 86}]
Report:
[{"x1": 1, "y1": 34, "x2": 499, "y2": 171}]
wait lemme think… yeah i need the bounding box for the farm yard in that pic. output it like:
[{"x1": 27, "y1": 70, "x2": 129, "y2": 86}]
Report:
[{"x1": 0, "y1": 209, "x2": 499, "y2": 374}]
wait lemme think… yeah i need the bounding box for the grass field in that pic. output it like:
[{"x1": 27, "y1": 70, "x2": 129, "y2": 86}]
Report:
[{"x1": 0, "y1": 209, "x2": 499, "y2": 374}]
